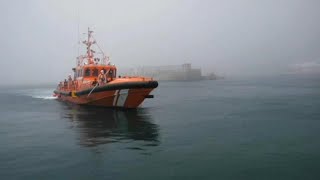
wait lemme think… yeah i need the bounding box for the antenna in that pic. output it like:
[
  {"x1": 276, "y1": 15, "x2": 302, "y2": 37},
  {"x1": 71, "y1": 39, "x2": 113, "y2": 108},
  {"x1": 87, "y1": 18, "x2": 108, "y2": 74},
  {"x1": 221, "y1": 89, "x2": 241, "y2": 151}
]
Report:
[{"x1": 76, "y1": 4, "x2": 80, "y2": 66}]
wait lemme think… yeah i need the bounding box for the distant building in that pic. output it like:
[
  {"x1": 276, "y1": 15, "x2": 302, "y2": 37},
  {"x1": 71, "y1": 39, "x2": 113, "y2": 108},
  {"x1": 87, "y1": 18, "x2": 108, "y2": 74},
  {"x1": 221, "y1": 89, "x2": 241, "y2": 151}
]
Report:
[{"x1": 128, "y1": 63, "x2": 208, "y2": 81}]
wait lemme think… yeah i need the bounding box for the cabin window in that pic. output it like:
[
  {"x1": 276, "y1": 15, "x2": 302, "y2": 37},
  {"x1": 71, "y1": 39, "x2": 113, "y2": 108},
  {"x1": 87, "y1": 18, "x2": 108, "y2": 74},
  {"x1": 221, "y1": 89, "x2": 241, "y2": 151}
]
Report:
[
  {"x1": 106, "y1": 69, "x2": 116, "y2": 78},
  {"x1": 109, "y1": 69, "x2": 113, "y2": 77},
  {"x1": 92, "y1": 68, "x2": 98, "y2": 76},
  {"x1": 85, "y1": 68, "x2": 91, "y2": 77}
]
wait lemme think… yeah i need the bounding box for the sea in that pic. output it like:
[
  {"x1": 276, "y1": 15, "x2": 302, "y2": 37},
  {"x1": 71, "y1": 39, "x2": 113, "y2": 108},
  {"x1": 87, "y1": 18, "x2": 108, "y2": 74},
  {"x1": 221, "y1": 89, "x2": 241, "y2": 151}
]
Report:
[{"x1": 0, "y1": 75, "x2": 320, "y2": 180}]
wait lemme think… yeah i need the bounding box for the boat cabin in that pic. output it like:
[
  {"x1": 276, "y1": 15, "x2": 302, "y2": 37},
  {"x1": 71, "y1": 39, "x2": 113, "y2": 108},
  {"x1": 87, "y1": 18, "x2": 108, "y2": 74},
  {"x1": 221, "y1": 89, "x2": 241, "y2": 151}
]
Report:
[{"x1": 73, "y1": 65, "x2": 117, "y2": 80}]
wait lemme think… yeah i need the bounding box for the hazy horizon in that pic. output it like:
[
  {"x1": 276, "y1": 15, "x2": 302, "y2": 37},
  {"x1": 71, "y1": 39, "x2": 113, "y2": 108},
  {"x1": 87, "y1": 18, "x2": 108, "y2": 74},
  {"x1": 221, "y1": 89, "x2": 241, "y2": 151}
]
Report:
[{"x1": 1, "y1": 0, "x2": 320, "y2": 85}]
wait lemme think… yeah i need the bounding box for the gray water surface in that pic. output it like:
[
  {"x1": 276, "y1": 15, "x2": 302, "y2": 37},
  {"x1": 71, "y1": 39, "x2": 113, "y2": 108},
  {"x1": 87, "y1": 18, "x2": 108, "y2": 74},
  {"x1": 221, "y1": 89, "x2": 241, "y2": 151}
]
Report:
[{"x1": 1, "y1": 76, "x2": 320, "y2": 179}]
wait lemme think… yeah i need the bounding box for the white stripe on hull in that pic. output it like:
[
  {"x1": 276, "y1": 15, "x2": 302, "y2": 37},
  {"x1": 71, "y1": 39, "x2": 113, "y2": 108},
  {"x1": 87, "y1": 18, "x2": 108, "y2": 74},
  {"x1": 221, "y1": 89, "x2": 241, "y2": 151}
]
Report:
[
  {"x1": 116, "y1": 89, "x2": 129, "y2": 107},
  {"x1": 113, "y1": 89, "x2": 129, "y2": 107},
  {"x1": 113, "y1": 90, "x2": 119, "y2": 106}
]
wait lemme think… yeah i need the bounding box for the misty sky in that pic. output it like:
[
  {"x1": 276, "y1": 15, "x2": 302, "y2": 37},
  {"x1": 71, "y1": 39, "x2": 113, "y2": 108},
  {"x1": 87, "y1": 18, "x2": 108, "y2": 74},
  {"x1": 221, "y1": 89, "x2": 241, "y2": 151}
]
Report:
[{"x1": 1, "y1": 0, "x2": 320, "y2": 85}]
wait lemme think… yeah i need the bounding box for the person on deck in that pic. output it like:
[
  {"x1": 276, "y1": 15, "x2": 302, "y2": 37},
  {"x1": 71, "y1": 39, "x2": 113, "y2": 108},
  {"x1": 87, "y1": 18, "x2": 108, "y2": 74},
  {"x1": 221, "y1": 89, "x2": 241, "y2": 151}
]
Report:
[
  {"x1": 68, "y1": 74, "x2": 73, "y2": 89},
  {"x1": 63, "y1": 79, "x2": 68, "y2": 90},
  {"x1": 92, "y1": 78, "x2": 98, "y2": 86},
  {"x1": 98, "y1": 70, "x2": 106, "y2": 85},
  {"x1": 68, "y1": 74, "x2": 72, "y2": 81}
]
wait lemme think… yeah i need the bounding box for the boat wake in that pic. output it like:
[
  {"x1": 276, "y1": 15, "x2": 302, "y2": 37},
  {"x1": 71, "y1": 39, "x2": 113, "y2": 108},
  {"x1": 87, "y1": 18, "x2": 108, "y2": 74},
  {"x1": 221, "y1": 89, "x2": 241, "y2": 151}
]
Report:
[
  {"x1": 13, "y1": 88, "x2": 57, "y2": 100},
  {"x1": 32, "y1": 96, "x2": 57, "y2": 100}
]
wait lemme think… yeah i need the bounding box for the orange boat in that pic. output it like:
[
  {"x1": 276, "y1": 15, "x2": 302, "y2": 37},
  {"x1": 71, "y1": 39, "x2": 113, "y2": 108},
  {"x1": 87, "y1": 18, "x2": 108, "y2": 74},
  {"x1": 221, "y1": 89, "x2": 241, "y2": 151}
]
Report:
[{"x1": 53, "y1": 28, "x2": 158, "y2": 108}]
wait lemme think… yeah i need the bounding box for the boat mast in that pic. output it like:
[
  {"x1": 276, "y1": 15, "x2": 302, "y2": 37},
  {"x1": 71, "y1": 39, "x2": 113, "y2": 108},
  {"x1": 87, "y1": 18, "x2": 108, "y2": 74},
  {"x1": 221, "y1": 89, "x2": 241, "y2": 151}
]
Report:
[
  {"x1": 79, "y1": 27, "x2": 107, "y2": 65},
  {"x1": 82, "y1": 27, "x2": 95, "y2": 65}
]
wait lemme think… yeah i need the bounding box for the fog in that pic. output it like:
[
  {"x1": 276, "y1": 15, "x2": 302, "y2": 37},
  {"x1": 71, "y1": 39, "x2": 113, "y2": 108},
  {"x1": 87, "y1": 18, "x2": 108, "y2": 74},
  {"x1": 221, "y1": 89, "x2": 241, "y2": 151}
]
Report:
[{"x1": 1, "y1": 0, "x2": 320, "y2": 85}]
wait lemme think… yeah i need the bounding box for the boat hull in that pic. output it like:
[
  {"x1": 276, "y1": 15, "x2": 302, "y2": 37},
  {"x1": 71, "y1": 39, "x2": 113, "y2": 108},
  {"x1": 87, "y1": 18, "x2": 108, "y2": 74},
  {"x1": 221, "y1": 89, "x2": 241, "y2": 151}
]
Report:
[{"x1": 54, "y1": 81, "x2": 158, "y2": 108}]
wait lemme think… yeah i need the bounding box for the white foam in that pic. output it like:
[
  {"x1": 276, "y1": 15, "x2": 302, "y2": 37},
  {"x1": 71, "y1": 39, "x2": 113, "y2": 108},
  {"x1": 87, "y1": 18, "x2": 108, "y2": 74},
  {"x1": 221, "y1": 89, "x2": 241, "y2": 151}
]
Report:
[
  {"x1": 13, "y1": 88, "x2": 57, "y2": 100},
  {"x1": 33, "y1": 96, "x2": 57, "y2": 100}
]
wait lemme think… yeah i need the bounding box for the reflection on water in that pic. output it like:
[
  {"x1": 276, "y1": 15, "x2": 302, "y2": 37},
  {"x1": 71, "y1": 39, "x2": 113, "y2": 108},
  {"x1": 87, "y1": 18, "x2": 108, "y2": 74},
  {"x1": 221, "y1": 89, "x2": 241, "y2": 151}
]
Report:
[{"x1": 60, "y1": 104, "x2": 160, "y2": 148}]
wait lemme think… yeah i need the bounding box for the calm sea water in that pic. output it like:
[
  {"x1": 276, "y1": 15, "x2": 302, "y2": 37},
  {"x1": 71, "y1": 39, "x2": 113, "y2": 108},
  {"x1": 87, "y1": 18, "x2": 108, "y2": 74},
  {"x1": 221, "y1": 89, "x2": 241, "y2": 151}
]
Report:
[{"x1": 1, "y1": 76, "x2": 320, "y2": 180}]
